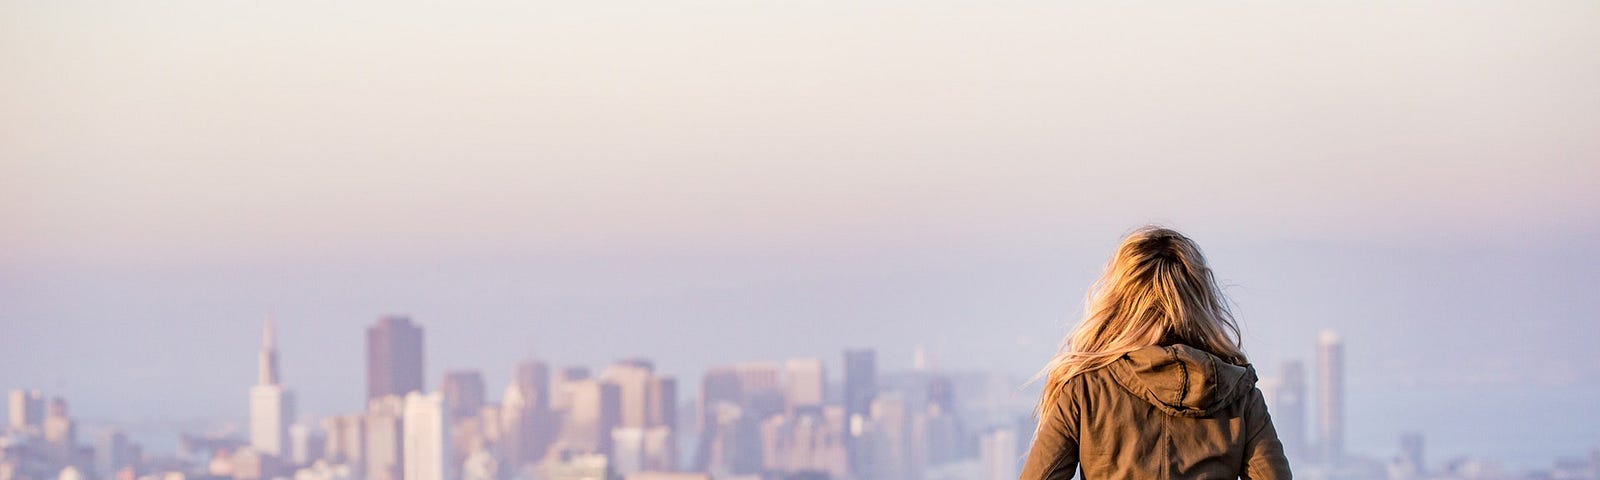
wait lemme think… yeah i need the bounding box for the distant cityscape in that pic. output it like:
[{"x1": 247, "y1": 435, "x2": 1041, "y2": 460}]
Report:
[{"x1": 3, "y1": 316, "x2": 1596, "y2": 480}]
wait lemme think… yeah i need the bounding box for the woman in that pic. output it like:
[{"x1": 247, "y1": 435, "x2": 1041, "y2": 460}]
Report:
[{"x1": 1021, "y1": 226, "x2": 1291, "y2": 479}]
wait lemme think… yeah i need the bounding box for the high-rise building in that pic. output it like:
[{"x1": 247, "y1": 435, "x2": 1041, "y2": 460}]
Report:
[
  {"x1": 644, "y1": 376, "x2": 677, "y2": 471},
  {"x1": 697, "y1": 367, "x2": 742, "y2": 436},
  {"x1": 289, "y1": 423, "x2": 325, "y2": 466},
  {"x1": 918, "y1": 376, "x2": 961, "y2": 467},
  {"x1": 251, "y1": 316, "x2": 296, "y2": 458},
  {"x1": 501, "y1": 359, "x2": 554, "y2": 469},
  {"x1": 43, "y1": 397, "x2": 77, "y2": 465},
  {"x1": 1317, "y1": 330, "x2": 1344, "y2": 464},
  {"x1": 368, "y1": 316, "x2": 425, "y2": 402},
  {"x1": 784, "y1": 358, "x2": 825, "y2": 415},
  {"x1": 403, "y1": 391, "x2": 451, "y2": 480},
  {"x1": 366, "y1": 396, "x2": 406, "y2": 480},
  {"x1": 979, "y1": 428, "x2": 1018, "y2": 480},
  {"x1": 866, "y1": 393, "x2": 911, "y2": 480},
  {"x1": 646, "y1": 376, "x2": 676, "y2": 430},
  {"x1": 1270, "y1": 361, "x2": 1307, "y2": 461},
  {"x1": 602, "y1": 361, "x2": 656, "y2": 429},
  {"x1": 440, "y1": 370, "x2": 486, "y2": 421},
  {"x1": 842, "y1": 349, "x2": 877, "y2": 476},
  {"x1": 700, "y1": 403, "x2": 761, "y2": 477},
  {"x1": 559, "y1": 379, "x2": 621, "y2": 455},
  {"x1": 8, "y1": 389, "x2": 44, "y2": 432},
  {"x1": 551, "y1": 366, "x2": 592, "y2": 413},
  {"x1": 514, "y1": 360, "x2": 552, "y2": 413},
  {"x1": 321, "y1": 415, "x2": 365, "y2": 466},
  {"x1": 734, "y1": 363, "x2": 784, "y2": 422},
  {"x1": 756, "y1": 405, "x2": 849, "y2": 478}
]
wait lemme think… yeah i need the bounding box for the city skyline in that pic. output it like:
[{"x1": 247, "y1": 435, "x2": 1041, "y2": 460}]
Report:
[{"x1": 7, "y1": 316, "x2": 1595, "y2": 480}]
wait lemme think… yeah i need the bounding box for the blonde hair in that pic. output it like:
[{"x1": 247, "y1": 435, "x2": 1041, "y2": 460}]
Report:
[{"x1": 1035, "y1": 226, "x2": 1247, "y2": 417}]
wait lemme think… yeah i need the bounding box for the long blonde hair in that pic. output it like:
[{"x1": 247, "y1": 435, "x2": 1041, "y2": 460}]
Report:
[{"x1": 1035, "y1": 226, "x2": 1247, "y2": 417}]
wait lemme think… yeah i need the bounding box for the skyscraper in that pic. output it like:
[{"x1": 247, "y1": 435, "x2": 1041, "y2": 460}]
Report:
[
  {"x1": 595, "y1": 359, "x2": 674, "y2": 470},
  {"x1": 250, "y1": 316, "x2": 296, "y2": 457},
  {"x1": 321, "y1": 414, "x2": 365, "y2": 466},
  {"x1": 843, "y1": 349, "x2": 877, "y2": 476},
  {"x1": 403, "y1": 391, "x2": 451, "y2": 480},
  {"x1": 1272, "y1": 360, "x2": 1307, "y2": 460},
  {"x1": 558, "y1": 379, "x2": 621, "y2": 455},
  {"x1": 501, "y1": 359, "x2": 553, "y2": 468},
  {"x1": 550, "y1": 366, "x2": 591, "y2": 413},
  {"x1": 784, "y1": 358, "x2": 825, "y2": 415},
  {"x1": 842, "y1": 349, "x2": 877, "y2": 422},
  {"x1": 7, "y1": 389, "x2": 44, "y2": 432},
  {"x1": 366, "y1": 396, "x2": 406, "y2": 480},
  {"x1": 697, "y1": 367, "x2": 742, "y2": 436},
  {"x1": 440, "y1": 370, "x2": 486, "y2": 421},
  {"x1": 1317, "y1": 330, "x2": 1344, "y2": 465},
  {"x1": 513, "y1": 359, "x2": 552, "y2": 413},
  {"x1": 645, "y1": 376, "x2": 678, "y2": 471},
  {"x1": 42, "y1": 397, "x2": 76, "y2": 465},
  {"x1": 601, "y1": 361, "x2": 655, "y2": 429},
  {"x1": 368, "y1": 316, "x2": 425, "y2": 402},
  {"x1": 734, "y1": 362, "x2": 784, "y2": 421}
]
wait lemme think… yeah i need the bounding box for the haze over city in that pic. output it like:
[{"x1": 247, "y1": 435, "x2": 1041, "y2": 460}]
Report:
[{"x1": 2, "y1": 0, "x2": 1598, "y2": 479}]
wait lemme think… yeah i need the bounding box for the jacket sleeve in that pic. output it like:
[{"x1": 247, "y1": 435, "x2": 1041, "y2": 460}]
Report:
[
  {"x1": 1020, "y1": 382, "x2": 1079, "y2": 480},
  {"x1": 1240, "y1": 388, "x2": 1292, "y2": 480}
]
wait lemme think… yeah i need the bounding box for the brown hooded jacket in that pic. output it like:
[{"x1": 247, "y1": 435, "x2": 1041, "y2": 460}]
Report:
[{"x1": 1021, "y1": 344, "x2": 1292, "y2": 479}]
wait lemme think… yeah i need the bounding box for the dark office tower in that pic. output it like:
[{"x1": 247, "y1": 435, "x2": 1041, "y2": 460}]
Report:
[
  {"x1": 514, "y1": 360, "x2": 552, "y2": 412},
  {"x1": 367, "y1": 316, "x2": 425, "y2": 402},
  {"x1": 504, "y1": 359, "x2": 554, "y2": 468},
  {"x1": 1272, "y1": 361, "x2": 1307, "y2": 460},
  {"x1": 1317, "y1": 330, "x2": 1345, "y2": 465},
  {"x1": 843, "y1": 349, "x2": 877, "y2": 422},
  {"x1": 843, "y1": 349, "x2": 877, "y2": 477},
  {"x1": 440, "y1": 370, "x2": 486, "y2": 420}
]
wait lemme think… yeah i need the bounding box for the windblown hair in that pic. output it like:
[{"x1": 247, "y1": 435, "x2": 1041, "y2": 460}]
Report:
[{"x1": 1035, "y1": 226, "x2": 1247, "y2": 418}]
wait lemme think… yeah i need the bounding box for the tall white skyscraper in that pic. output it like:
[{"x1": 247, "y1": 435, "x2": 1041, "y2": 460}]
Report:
[
  {"x1": 403, "y1": 391, "x2": 451, "y2": 480},
  {"x1": 250, "y1": 315, "x2": 296, "y2": 457},
  {"x1": 980, "y1": 428, "x2": 1018, "y2": 480},
  {"x1": 1317, "y1": 330, "x2": 1344, "y2": 464}
]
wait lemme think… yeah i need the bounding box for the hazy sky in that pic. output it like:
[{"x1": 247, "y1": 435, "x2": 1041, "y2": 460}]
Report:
[{"x1": 2, "y1": 0, "x2": 1598, "y2": 464}]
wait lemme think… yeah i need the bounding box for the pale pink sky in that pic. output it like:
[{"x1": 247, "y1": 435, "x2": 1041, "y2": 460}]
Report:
[{"x1": 3, "y1": 0, "x2": 1596, "y2": 267}]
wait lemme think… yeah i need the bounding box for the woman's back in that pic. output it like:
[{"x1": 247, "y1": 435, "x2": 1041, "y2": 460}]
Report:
[
  {"x1": 1021, "y1": 343, "x2": 1290, "y2": 479},
  {"x1": 1022, "y1": 225, "x2": 1292, "y2": 479}
]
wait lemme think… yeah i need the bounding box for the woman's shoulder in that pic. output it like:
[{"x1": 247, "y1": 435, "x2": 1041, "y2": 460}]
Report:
[{"x1": 1054, "y1": 365, "x2": 1120, "y2": 401}]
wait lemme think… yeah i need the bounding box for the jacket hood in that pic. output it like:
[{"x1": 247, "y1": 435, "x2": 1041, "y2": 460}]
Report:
[{"x1": 1108, "y1": 344, "x2": 1257, "y2": 418}]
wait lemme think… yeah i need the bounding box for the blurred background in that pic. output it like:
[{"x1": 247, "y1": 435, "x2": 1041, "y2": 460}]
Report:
[{"x1": 2, "y1": 1, "x2": 1597, "y2": 479}]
